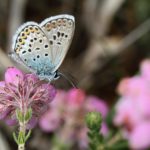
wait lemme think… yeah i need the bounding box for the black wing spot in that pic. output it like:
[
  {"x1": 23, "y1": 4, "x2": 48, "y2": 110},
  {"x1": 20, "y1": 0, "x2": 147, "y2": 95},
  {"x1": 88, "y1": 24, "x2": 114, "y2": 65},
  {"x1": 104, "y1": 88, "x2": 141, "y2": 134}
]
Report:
[
  {"x1": 65, "y1": 35, "x2": 68, "y2": 38},
  {"x1": 22, "y1": 51, "x2": 26, "y2": 54},
  {"x1": 19, "y1": 39, "x2": 22, "y2": 42},
  {"x1": 57, "y1": 42, "x2": 61, "y2": 45},
  {"x1": 37, "y1": 55, "x2": 40, "y2": 58},
  {"x1": 29, "y1": 44, "x2": 32, "y2": 47},
  {"x1": 50, "y1": 41, "x2": 53, "y2": 45},
  {"x1": 45, "y1": 53, "x2": 48, "y2": 56},
  {"x1": 61, "y1": 33, "x2": 64, "y2": 37},
  {"x1": 33, "y1": 58, "x2": 36, "y2": 61},
  {"x1": 24, "y1": 59, "x2": 27, "y2": 61},
  {"x1": 35, "y1": 27, "x2": 38, "y2": 31},
  {"x1": 25, "y1": 29, "x2": 29, "y2": 32},
  {"x1": 30, "y1": 27, "x2": 33, "y2": 30},
  {"x1": 53, "y1": 35, "x2": 56, "y2": 40},
  {"x1": 45, "y1": 45, "x2": 48, "y2": 48},
  {"x1": 34, "y1": 38, "x2": 37, "y2": 40},
  {"x1": 39, "y1": 39, "x2": 43, "y2": 43},
  {"x1": 57, "y1": 32, "x2": 60, "y2": 37},
  {"x1": 35, "y1": 48, "x2": 40, "y2": 50},
  {"x1": 30, "y1": 39, "x2": 33, "y2": 42},
  {"x1": 28, "y1": 49, "x2": 31, "y2": 52}
]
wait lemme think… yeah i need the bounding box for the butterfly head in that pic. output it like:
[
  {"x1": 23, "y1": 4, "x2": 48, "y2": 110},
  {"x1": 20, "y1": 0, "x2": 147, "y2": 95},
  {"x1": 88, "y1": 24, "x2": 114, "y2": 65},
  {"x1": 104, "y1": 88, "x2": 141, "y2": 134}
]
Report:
[{"x1": 37, "y1": 70, "x2": 60, "y2": 81}]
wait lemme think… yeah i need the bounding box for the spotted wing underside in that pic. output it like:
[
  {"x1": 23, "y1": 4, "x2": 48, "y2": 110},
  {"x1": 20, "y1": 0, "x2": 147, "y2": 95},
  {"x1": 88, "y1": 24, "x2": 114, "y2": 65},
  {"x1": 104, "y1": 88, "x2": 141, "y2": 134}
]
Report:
[
  {"x1": 12, "y1": 22, "x2": 54, "y2": 75},
  {"x1": 40, "y1": 14, "x2": 75, "y2": 72}
]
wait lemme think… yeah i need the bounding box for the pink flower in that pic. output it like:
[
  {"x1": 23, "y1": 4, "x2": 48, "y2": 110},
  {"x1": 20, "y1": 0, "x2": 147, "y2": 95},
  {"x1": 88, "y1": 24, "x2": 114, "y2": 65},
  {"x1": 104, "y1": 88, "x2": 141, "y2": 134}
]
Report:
[
  {"x1": 117, "y1": 76, "x2": 148, "y2": 98},
  {"x1": 140, "y1": 59, "x2": 150, "y2": 81},
  {"x1": 39, "y1": 109, "x2": 61, "y2": 132},
  {"x1": 114, "y1": 97, "x2": 142, "y2": 129},
  {"x1": 86, "y1": 96, "x2": 108, "y2": 118},
  {"x1": 0, "y1": 67, "x2": 56, "y2": 127},
  {"x1": 117, "y1": 78, "x2": 130, "y2": 95},
  {"x1": 67, "y1": 88, "x2": 85, "y2": 109},
  {"x1": 39, "y1": 88, "x2": 109, "y2": 149},
  {"x1": 114, "y1": 59, "x2": 150, "y2": 149},
  {"x1": 129, "y1": 122, "x2": 150, "y2": 149},
  {"x1": 39, "y1": 90, "x2": 66, "y2": 132}
]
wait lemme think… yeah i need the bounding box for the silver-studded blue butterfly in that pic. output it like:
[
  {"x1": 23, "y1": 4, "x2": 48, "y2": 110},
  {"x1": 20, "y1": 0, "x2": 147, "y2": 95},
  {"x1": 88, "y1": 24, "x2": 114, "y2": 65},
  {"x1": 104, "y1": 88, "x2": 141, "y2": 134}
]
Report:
[{"x1": 10, "y1": 14, "x2": 75, "y2": 81}]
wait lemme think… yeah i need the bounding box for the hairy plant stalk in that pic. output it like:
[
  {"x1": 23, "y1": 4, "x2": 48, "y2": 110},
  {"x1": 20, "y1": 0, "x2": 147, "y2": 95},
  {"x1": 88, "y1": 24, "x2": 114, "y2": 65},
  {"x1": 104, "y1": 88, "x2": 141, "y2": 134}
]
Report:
[
  {"x1": 18, "y1": 121, "x2": 26, "y2": 150},
  {"x1": 18, "y1": 143, "x2": 25, "y2": 150}
]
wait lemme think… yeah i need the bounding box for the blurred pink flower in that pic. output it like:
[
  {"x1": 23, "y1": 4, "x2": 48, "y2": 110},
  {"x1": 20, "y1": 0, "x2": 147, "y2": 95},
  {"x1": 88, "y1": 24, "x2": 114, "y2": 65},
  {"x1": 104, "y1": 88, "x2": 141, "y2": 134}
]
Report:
[
  {"x1": 39, "y1": 88, "x2": 108, "y2": 149},
  {"x1": 114, "y1": 97, "x2": 141, "y2": 129},
  {"x1": 114, "y1": 59, "x2": 150, "y2": 149},
  {"x1": 0, "y1": 67, "x2": 56, "y2": 127},
  {"x1": 128, "y1": 122, "x2": 150, "y2": 149},
  {"x1": 140, "y1": 59, "x2": 150, "y2": 81},
  {"x1": 117, "y1": 76, "x2": 148, "y2": 98},
  {"x1": 86, "y1": 96, "x2": 108, "y2": 117},
  {"x1": 67, "y1": 88, "x2": 85, "y2": 110}
]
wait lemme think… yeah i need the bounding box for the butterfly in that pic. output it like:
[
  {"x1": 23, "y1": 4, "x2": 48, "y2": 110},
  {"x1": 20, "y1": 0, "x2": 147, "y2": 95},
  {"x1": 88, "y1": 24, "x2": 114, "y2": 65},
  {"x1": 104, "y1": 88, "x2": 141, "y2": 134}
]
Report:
[{"x1": 10, "y1": 14, "x2": 75, "y2": 82}]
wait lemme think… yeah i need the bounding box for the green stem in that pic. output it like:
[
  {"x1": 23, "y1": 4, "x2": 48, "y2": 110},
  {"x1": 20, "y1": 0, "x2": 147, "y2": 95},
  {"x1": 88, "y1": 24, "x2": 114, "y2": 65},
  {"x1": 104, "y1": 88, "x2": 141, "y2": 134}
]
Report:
[
  {"x1": 18, "y1": 121, "x2": 26, "y2": 150},
  {"x1": 107, "y1": 132, "x2": 122, "y2": 147},
  {"x1": 18, "y1": 144, "x2": 25, "y2": 150},
  {"x1": 14, "y1": 108, "x2": 32, "y2": 150}
]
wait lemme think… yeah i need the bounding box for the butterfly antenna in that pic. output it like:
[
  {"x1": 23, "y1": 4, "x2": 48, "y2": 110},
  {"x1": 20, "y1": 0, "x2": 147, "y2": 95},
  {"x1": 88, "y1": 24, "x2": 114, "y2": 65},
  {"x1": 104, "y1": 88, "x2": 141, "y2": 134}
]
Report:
[{"x1": 58, "y1": 72, "x2": 78, "y2": 88}]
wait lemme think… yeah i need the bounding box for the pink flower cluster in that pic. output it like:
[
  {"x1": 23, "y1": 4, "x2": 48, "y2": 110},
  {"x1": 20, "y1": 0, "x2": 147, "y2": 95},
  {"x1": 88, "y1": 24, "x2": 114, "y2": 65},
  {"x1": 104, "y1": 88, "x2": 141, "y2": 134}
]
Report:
[
  {"x1": 114, "y1": 59, "x2": 150, "y2": 149},
  {"x1": 39, "y1": 88, "x2": 108, "y2": 149},
  {"x1": 0, "y1": 67, "x2": 56, "y2": 127}
]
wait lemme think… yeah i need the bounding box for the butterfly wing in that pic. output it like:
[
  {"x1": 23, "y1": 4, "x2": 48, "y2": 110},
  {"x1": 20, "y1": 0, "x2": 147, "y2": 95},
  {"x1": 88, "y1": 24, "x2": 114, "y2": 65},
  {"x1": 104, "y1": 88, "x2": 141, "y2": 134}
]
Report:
[
  {"x1": 12, "y1": 22, "x2": 54, "y2": 76},
  {"x1": 40, "y1": 14, "x2": 75, "y2": 72}
]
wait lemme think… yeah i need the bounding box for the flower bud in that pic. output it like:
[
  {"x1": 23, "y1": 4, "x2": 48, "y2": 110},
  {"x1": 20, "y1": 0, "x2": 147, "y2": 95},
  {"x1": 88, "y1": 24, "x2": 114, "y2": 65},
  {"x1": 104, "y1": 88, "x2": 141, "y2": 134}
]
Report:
[{"x1": 85, "y1": 111, "x2": 102, "y2": 131}]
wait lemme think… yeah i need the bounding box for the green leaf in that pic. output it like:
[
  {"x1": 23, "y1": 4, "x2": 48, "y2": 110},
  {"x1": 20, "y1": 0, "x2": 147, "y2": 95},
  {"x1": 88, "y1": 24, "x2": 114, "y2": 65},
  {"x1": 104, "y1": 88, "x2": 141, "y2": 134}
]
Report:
[
  {"x1": 13, "y1": 132, "x2": 19, "y2": 144},
  {"x1": 16, "y1": 109, "x2": 24, "y2": 123},
  {"x1": 25, "y1": 130, "x2": 31, "y2": 142},
  {"x1": 25, "y1": 108, "x2": 32, "y2": 122},
  {"x1": 18, "y1": 131, "x2": 25, "y2": 144}
]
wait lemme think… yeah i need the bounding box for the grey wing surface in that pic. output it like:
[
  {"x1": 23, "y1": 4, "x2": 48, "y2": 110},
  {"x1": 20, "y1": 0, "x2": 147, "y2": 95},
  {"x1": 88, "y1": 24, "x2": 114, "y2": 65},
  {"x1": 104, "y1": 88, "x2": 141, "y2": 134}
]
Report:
[
  {"x1": 12, "y1": 22, "x2": 54, "y2": 75},
  {"x1": 40, "y1": 14, "x2": 75, "y2": 72}
]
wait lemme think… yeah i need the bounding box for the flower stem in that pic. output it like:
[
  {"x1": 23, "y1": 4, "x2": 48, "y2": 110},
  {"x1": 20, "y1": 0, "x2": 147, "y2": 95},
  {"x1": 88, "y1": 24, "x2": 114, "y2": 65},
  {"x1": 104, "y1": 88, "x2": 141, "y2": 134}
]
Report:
[
  {"x1": 18, "y1": 122, "x2": 26, "y2": 150},
  {"x1": 18, "y1": 144, "x2": 25, "y2": 150},
  {"x1": 13, "y1": 108, "x2": 32, "y2": 150}
]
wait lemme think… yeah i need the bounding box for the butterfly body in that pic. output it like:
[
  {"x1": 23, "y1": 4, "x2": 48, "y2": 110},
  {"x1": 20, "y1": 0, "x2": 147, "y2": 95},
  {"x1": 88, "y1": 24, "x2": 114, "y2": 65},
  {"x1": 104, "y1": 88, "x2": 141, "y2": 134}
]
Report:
[{"x1": 11, "y1": 14, "x2": 75, "y2": 81}]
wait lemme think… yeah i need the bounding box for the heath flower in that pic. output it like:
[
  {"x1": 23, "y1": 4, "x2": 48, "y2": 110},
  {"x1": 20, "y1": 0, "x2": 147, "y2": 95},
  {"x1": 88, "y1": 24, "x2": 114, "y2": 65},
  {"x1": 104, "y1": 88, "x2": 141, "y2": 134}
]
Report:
[{"x1": 0, "y1": 67, "x2": 56, "y2": 127}]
